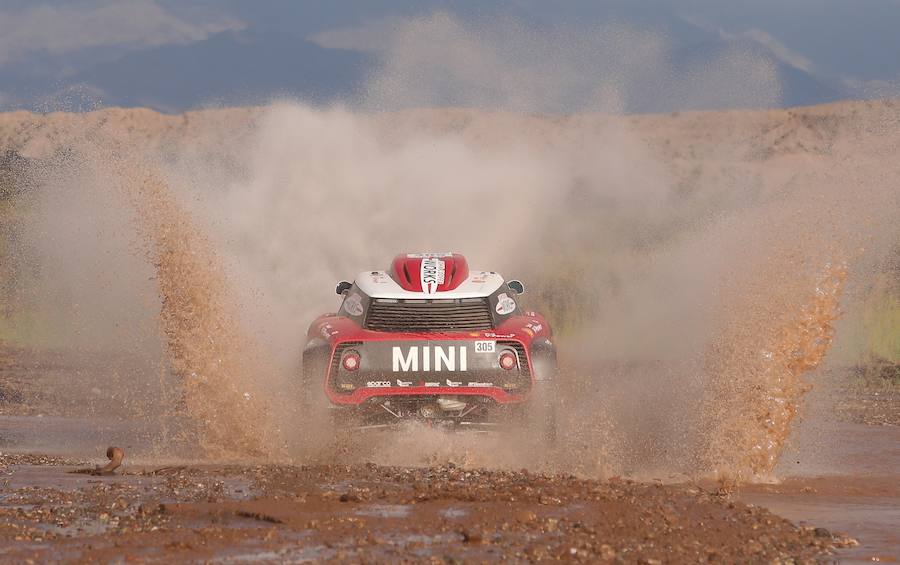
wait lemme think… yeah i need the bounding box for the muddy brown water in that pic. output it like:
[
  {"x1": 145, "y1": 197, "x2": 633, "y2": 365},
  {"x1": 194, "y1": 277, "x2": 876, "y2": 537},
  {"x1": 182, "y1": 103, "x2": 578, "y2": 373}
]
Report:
[
  {"x1": 739, "y1": 422, "x2": 900, "y2": 563},
  {"x1": 1, "y1": 409, "x2": 898, "y2": 561}
]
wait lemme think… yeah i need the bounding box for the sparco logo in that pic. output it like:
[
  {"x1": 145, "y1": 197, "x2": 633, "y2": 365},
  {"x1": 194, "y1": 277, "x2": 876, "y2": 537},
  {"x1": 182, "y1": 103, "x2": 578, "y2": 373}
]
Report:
[
  {"x1": 420, "y1": 257, "x2": 446, "y2": 294},
  {"x1": 392, "y1": 346, "x2": 468, "y2": 372}
]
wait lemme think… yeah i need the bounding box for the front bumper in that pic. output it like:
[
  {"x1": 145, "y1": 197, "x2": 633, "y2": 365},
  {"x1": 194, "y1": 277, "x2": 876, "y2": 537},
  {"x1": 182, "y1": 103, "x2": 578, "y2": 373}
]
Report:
[
  {"x1": 325, "y1": 338, "x2": 533, "y2": 406},
  {"x1": 330, "y1": 392, "x2": 528, "y2": 428},
  {"x1": 327, "y1": 385, "x2": 528, "y2": 405}
]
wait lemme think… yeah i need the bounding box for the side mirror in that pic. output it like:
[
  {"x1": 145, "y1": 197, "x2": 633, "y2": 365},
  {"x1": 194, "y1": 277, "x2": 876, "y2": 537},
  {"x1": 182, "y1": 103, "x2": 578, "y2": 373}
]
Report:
[
  {"x1": 507, "y1": 279, "x2": 525, "y2": 295},
  {"x1": 335, "y1": 281, "x2": 352, "y2": 295}
]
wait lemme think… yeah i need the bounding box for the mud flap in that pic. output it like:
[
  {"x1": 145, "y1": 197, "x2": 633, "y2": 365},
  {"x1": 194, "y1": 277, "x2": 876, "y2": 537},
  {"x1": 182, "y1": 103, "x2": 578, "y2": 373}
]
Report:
[
  {"x1": 299, "y1": 347, "x2": 333, "y2": 425},
  {"x1": 530, "y1": 380, "x2": 559, "y2": 445},
  {"x1": 529, "y1": 344, "x2": 559, "y2": 446}
]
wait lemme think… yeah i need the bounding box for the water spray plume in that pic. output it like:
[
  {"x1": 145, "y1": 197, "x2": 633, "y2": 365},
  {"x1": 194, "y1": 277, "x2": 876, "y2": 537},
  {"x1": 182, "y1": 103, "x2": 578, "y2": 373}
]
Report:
[
  {"x1": 704, "y1": 259, "x2": 848, "y2": 480},
  {"x1": 107, "y1": 155, "x2": 282, "y2": 458}
]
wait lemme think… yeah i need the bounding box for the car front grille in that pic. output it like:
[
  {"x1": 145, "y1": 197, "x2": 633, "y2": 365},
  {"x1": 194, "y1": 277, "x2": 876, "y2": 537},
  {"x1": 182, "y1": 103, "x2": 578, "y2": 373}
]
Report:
[{"x1": 364, "y1": 298, "x2": 494, "y2": 333}]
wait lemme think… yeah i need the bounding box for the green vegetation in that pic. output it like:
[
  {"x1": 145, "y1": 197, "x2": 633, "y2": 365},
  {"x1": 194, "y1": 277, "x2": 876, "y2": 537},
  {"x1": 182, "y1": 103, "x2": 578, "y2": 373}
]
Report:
[
  {"x1": 862, "y1": 281, "x2": 900, "y2": 362},
  {"x1": 0, "y1": 152, "x2": 40, "y2": 347},
  {"x1": 1, "y1": 201, "x2": 19, "y2": 344},
  {"x1": 852, "y1": 272, "x2": 900, "y2": 386},
  {"x1": 0, "y1": 311, "x2": 46, "y2": 346}
]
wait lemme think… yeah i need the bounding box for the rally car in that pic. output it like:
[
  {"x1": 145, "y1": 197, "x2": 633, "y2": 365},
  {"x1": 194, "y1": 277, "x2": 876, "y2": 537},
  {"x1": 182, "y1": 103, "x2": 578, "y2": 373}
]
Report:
[{"x1": 301, "y1": 253, "x2": 557, "y2": 439}]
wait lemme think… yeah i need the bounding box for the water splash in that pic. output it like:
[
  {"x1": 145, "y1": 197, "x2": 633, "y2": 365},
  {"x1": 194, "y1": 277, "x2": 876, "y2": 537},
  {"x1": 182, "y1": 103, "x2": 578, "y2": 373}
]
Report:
[
  {"x1": 704, "y1": 260, "x2": 848, "y2": 480},
  {"x1": 114, "y1": 159, "x2": 280, "y2": 458}
]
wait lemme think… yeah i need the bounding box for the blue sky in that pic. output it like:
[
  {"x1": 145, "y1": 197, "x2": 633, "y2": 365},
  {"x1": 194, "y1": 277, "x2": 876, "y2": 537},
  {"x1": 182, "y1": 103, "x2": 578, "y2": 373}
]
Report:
[{"x1": 1, "y1": 0, "x2": 898, "y2": 112}]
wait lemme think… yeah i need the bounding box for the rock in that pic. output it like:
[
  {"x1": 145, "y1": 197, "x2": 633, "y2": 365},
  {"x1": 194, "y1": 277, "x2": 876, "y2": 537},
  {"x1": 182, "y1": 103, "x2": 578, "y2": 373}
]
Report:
[
  {"x1": 137, "y1": 503, "x2": 161, "y2": 515},
  {"x1": 545, "y1": 518, "x2": 559, "y2": 532},
  {"x1": 833, "y1": 535, "x2": 860, "y2": 548},
  {"x1": 599, "y1": 544, "x2": 616, "y2": 560},
  {"x1": 460, "y1": 529, "x2": 483, "y2": 544},
  {"x1": 68, "y1": 446, "x2": 125, "y2": 476},
  {"x1": 515, "y1": 510, "x2": 537, "y2": 523}
]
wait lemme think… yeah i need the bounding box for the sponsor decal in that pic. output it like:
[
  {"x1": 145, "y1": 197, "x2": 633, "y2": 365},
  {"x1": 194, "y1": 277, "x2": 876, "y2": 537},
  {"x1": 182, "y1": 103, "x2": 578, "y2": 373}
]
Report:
[
  {"x1": 531, "y1": 323, "x2": 543, "y2": 333},
  {"x1": 392, "y1": 346, "x2": 468, "y2": 372},
  {"x1": 342, "y1": 293, "x2": 364, "y2": 316},
  {"x1": 396, "y1": 379, "x2": 412, "y2": 387},
  {"x1": 407, "y1": 252, "x2": 453, "y2": 258},
  {"x1": 446, "y1": 379, "x2": 462, "y2": 387},
  {"x1": 474, "y1": 340, "x2": 496, "y2": 353},
  {"x1": 366, "y1": 381, "x2": 391, "y2": 388},
  {"x1": 495, "y1": 293, "x2": 516, "y2": 315},
  {"x1": 484, "y1": 332, "x2": 516, "y2": 339},
  {"x1": 467, "y1": 382, "x2": 493, "y2": 387},
  {"x1": 424, "y1": 382, "x2": 440, "y2": 387},
  {"x1": 320, "y1": 323, "x2": 339, "y2": 339},
  {"x1": 420, "y1": 257, "x2": 446, "y2": 294}
]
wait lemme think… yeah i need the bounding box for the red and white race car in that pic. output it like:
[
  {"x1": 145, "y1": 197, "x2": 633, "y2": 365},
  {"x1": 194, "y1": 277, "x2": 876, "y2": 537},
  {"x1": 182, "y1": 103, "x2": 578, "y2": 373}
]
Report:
[{"x1": 301, "y1": 253, "x2": 557, "y2": 439}]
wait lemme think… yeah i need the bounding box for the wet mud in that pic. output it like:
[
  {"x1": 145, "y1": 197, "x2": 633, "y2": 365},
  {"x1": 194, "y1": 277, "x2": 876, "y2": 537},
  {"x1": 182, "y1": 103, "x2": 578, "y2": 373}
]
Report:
[{"x1": 0, "y1": 455, "x2": 847, "y2": 564}]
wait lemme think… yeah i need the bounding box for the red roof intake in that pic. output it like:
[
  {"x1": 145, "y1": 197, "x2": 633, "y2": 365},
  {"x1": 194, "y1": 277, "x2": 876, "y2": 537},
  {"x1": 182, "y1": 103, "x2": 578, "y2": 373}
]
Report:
[{"x1": 389, "y1": 253, "x2": 470, "y2": 294}]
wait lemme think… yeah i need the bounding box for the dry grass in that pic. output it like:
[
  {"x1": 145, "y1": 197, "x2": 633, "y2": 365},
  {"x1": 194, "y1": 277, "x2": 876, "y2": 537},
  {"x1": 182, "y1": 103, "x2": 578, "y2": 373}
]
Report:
[
  {"x1": 854, "y1": 271, "x2": 900, "y2": 386},
  {"x1": 0, "y1": 153, "x2": 40, "y2": 345}
]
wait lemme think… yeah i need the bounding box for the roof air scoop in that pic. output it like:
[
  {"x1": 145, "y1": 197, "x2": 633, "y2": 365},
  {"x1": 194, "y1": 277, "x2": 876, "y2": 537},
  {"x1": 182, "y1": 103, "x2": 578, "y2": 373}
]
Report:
[{"x1": 389, "y1": 253, "x2": 469, "y2": 293}]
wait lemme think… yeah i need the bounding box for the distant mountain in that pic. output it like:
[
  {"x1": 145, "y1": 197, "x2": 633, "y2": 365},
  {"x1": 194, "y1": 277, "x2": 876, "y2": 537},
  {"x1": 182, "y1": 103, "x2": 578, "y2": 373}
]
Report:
[
  {"x1": 69, "y1": 30, "x2": 372, "y2": 111},
  {"x1": 0, "y1": 14, "x2": 854, "y2": 114},
  {"x1": 773, "y1": 61, "x2": 846, "y2": 109},
  {"x1": 636, "y1": 37, "x2": 847, "y2": 113}
]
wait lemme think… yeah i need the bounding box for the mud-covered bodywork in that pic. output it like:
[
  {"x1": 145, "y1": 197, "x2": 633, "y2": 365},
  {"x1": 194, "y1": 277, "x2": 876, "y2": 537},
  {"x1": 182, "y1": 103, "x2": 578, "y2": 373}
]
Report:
[{"x1": 301, "y1": 253, "x2": 557, "y2": 432}]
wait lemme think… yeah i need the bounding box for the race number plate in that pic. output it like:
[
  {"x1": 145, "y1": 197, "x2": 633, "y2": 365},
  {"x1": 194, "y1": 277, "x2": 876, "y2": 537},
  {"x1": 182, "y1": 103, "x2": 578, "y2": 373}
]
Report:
[{"x1": 474, "y1": 340, "x2": 496, "y2": 353}]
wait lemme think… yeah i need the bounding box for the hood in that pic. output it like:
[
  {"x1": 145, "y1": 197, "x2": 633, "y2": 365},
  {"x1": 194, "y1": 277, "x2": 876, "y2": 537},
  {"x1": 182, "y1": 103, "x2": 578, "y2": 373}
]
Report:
[{"x1": 354, "y1": 253, "x2": 504, "y2": 299}]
